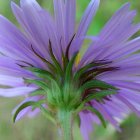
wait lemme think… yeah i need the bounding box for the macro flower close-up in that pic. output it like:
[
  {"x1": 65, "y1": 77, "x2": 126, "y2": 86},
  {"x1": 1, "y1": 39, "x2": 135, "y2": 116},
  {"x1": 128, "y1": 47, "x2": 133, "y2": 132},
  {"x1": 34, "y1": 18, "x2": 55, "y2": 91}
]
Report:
[{"x1": 1, "y1": 0, "x2": 140, "y2": 140}]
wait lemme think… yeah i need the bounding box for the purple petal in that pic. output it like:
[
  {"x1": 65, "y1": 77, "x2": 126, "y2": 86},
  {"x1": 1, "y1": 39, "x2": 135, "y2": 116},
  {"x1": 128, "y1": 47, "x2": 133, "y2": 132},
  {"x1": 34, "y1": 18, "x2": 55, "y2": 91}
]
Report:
[
  {"x1": 53, "y1": 0, "x2": 65, "y2": 45},
  {"x1": 70, "y1": 0, "x2": 100, "y2": 55},
  {"x1": 0, "y1": 56, "x2": 33, "y2": 77},
  {"x1": 77, "y1": 0, "x2": 100, "y2": 37},
  {"x1": 28, "y1": 108, "x2": 40, "y2": 118},
  {"x1": 0, "y1": 75, "x2": 24, "y2": 87},
  {"x1": 80, "y1": 3, "x2": 140, "y2": 66},
  {"x1": 92, "y1": 101, "x2": 121, "y2": 131},
  {"x1": 39, "y1": 10, "x2": 62, "y2": 62},
  {"x1": 97, "y1": 24, "x2": 140, "y2": 60},
  {"x1": 108, "y1": 37, "x2": 140, "y2": 60},
  {"x1": 0, "y1": 16, "x2": 33, "y2": 61},
  {"x1": 79, "y1": 112, "x2": 94, "y2": 140},
  {"x1": 19, "y1": 0, "x2": 51, "y2": 60},
  {"x1": 0, "y1": 87, "x2": 37, "y2": 97},
  {"x1": 109, "y1": 81, "x2": 140, "y2": 91},
  {"x1": 116, "y1": 94, "x2": 140, "y2": 117},
  {"x1": 0, "y1": 14, "x2": 46, "y2": 68},
  {"x1": 64, "y1": 0, "x2": 76, "y2": 44},
  {"x1": 12, "y1": 1, "x2": 62, "y2": 62}
]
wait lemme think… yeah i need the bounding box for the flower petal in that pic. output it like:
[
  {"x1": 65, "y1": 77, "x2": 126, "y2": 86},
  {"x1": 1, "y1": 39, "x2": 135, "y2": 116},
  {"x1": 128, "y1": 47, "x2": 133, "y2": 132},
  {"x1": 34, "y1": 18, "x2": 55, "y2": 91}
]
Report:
[
  {"x1": 0, "y1": 87, "x2": 37, "y2": 97},
  {"x1": 11, "y1": 2, "x2": 62, "y2": 64},
  {"x1": 79, "y1": 112, "x2": 94, "y2": 140},
  {"x1": 0, "y1": 16, "x2": 34, "y2": 61},
  {"x1": 0, "y1": 56, "x2": 32, "y2": 77},
  {"x1": 80, "y1": 3, "x2": 140, "y2": 66},
  {"x1": 93, "y1": 101, "x2": 121, "y2": 131},
  {"x1": 108, "y1": 37, "x2": 140, "y2": 60},
  {"x1": 65, "y1": 0, "x2": 76, "y2": 44},
  {"x1": 116, "y1": 93, "x2": 140, "y2": 117},
  {"x1": 77, "y1": 0, "x2": 100, "y2": 37},
  {"x1": 19, "y1": 0, "x2": 51, "y2": 59},
  {"x1": 0, "y1": 75, "x2": 24, "y2": 87},
  {"x1": 53, "y1": 0, "x2": 65, "y2": 41},
  {"x1": 70, "y1": 0, "x2": 100, "y2": 55}
]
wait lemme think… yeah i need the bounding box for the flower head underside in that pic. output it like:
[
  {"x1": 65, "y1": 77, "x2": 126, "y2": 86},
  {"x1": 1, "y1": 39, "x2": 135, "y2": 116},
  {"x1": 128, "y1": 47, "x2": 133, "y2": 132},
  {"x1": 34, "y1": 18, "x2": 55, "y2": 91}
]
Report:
[{"x1": 0, "y1": 0, "x2": 140, "y2": 140}]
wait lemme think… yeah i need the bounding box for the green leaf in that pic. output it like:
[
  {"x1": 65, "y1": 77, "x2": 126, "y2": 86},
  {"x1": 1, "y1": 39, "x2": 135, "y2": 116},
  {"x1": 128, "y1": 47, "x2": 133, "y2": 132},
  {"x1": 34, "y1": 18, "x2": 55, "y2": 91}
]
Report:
[
  {"x1": 62, "y1": 50, "x2": 68, "y2": 71},
  {"x1": 74, "y1": 102, "x2": 85, "y2": 114},
  {"x1": 74, "y1": 63, "x2": 95, "y2": 81},
  {"x1": 65, "y1": 34, "x2": 76, "y2": 60},
  {"x1": 49, "y1": 78, "x2": 62, "y2": 102},
  {"x1": 84, "y1": 90, "x2": 117, "y2": 103},
  {"x1": 13, "y1": 100, "x2": 55, "y2": 124},
  {"x1": 31, "y1": 45, "x2": 56, "y2": 72},
  {"x1": 74, "y1": 62, "x2": 104, "y2": 81},
  {"x1": 13, "y1": 101, "x2": 37, "y2": 122},
  {"x1": 26, "y1": 67, "x2": 54, "y2": 79},
  {"x1": 65, "y1": 52, "x2": 78, "y2": 82},
  {"x1": 76, "y1": 115, "x2": 81, "y2": 127},
  {"x1": 84, "y1": 106, "x2": 106, "y2": 128},
  {"x1": 48, "y1": 40, "x2": 63, "y2": 76},
  {"x1": 62, "y1": 35, "x2": 76, "y2": 70},
  {"x1": 80, "y1": 79, "x2": 117, "y2": 93},
  {"x1": 29, "y1": 89, "x2": 46, "y2": 96},
  {"x1": 74, "y1": 60, "x2": 112, "y2": 81},
  {"x1": 24, "y1": 79, "x2": 49, "y2": 92}
]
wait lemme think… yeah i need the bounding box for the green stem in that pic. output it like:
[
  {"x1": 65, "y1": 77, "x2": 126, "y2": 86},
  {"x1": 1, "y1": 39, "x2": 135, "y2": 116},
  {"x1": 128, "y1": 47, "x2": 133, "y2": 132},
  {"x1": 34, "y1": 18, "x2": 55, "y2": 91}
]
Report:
[{"x1": 58, "y1": 110, "x2": 73, "y2": 140}]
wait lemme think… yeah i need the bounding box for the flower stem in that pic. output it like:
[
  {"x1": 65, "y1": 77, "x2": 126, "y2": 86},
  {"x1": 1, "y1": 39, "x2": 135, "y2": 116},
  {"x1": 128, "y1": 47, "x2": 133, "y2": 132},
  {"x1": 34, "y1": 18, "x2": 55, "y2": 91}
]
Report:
[{"x1": 58, "y1": 110, "x2": 73, "y2": 140}]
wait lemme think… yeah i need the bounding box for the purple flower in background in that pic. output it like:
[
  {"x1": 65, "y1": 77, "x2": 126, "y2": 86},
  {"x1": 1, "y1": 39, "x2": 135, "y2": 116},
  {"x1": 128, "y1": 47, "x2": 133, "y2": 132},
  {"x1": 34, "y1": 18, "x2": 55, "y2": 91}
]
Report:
[{"x1": 0, "y1": 0, "x2": 140, "y2": 140}]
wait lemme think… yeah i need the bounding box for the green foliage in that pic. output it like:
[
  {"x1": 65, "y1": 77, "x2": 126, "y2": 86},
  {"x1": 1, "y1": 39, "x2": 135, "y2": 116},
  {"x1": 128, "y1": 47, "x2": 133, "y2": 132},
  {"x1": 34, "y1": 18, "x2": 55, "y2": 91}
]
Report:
[
  {"x1": 25, "y1": 79, "x2": 49, "y2": 92},
  {"x1": 74, "y1": 61, "x2": 109, "y2": 81},
  {"x1": 84, "y1": 90, "x2": 117, "y2": 102},
  {"x1": 80, "y1": 79, "x2": 117, "y2": 93},
  {"x1": 13, "y1": 101, "x2": 39, "y2": 122},
  {"x1": 25, "y1": 67, "x2": 55, "y2": 80},
  {"x1": 65, "y1": 52, "x2": 78, "y2": 82}
]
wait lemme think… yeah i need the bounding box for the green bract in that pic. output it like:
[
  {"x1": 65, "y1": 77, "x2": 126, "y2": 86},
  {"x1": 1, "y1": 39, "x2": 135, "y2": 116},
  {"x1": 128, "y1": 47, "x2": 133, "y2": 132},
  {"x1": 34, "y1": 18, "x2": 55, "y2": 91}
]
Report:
[{"x1": 14, "y1": 41, "x2": 118, "y2": 127}]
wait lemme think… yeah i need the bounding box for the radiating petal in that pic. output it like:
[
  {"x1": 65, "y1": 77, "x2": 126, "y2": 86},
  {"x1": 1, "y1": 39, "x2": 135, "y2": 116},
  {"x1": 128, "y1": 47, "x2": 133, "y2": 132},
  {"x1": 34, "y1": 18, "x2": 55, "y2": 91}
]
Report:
[
  {"x1": 79, "y1": 112, "x2": 94, "y2": 140},
  {"x1": 0, "y1": 16, "x2": 34, "y2": 61},
  {"x1": 28, "y1": 108, "x2": 40, "y2": 118},
  {"x1": 19, "y1": 0, "x2": 50, "y2": 59},
  {"x1": 80, "y1": 3, "x2": 140, "y2": 66},
  {"x1": 70, "y1": 0, "x2": 100, "y2": 55},
  {"x1": 108, "y1": 37, "x2": 140, "y2": 60},
  {"x1": 0, "y1": 75, "x2": 24, "y2": 87},
  {"x1": 0, "y1": 87, "x2": 37, "y2": 97},
  {"x1": 0, "y1": 56, "x2": 33, "y2": 77},
  {"x1": 77, "y1": 0, "x2": 100, "y2": 37},
  {"x1": 53, "y1": 0, "x2": 65, "y2": 42},
  {"x1": 116, "y1": 93, "x2": 140, "y2": 117},
  {"x1": 65, "y1": 0, "x2": 76, "y2": 44},
  {"x1": 93, "y1": 101, "x2": 121, "y2": 131}
]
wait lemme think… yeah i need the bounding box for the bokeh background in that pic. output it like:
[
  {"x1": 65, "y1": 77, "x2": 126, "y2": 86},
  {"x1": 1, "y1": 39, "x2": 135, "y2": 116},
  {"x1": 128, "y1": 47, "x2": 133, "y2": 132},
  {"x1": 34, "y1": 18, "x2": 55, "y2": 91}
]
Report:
[{"x1": 0, "y1": 0, "x2": 140, "y2": 140}]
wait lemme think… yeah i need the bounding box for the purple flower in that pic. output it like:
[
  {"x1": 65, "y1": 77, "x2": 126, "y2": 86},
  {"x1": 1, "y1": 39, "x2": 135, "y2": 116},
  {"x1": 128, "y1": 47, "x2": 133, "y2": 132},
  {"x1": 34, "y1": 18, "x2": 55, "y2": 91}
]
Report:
[{"x1": 0, "y1": 0, "x2": 140, "y2": 140}]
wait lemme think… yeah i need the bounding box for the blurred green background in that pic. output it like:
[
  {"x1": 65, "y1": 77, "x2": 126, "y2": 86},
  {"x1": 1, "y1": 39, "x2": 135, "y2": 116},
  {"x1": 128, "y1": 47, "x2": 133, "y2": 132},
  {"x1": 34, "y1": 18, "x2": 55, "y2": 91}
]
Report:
[{"x1": 0, "y1": 0, "x2": 140, "y2": 140}]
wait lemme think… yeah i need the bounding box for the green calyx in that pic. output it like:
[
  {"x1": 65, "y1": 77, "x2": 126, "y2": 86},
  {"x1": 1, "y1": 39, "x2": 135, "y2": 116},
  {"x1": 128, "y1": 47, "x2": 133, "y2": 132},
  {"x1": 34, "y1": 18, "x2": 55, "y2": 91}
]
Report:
[{"x1": 15, "y1": 39, "x2": 119, "y2": 129}]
